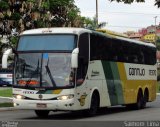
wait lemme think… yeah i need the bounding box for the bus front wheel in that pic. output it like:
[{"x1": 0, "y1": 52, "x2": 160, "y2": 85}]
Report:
[
  {"x1": 85, "y1": 92, "x2": 99, "y2": 116},
  {"x1": 35, "y1": 110, "x2": 50, "y2": 118}
]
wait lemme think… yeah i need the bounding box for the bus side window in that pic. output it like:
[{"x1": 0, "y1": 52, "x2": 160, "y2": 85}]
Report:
[
  {"x1": 138, "y1": 51, "x2": 144, "y2": 64},
  {"x1": 90, "y1": 34, "x2": 97, "y2": 60}
]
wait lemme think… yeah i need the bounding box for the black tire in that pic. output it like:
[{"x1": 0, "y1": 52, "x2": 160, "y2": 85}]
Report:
[
  {"x1": 126, "y1": 90, "x2": 146, "y2": 110},
  {"x1": 142, "y1": 90, "x2": 148, "y2": 109},
  {"x1": 85, "y1": 92, "x2": 99, "y2": 116},
  {"x1": 135, "y1": 90, "x2": 143, "y2": 110},
  {"x1": 35, "y1": 110, "x2": 49, "y2": 118}
]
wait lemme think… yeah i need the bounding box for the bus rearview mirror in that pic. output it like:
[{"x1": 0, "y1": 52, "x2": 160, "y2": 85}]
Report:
[
  {"x1": 2, "y1": 49, "x2": 12, "y2": 69},
  {"x1": 71, "y1": 48, "x2": 79, "y2": 68}
]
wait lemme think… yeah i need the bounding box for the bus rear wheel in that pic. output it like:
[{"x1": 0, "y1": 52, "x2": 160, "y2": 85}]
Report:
[
  {"x1": 135, "y1": 90, "x2": 144, "y2": 110},
  {"x1": 142, "y1": 90, "x2": 148, "y2": 109},
  {"x1": 35, "y1": 110, "x2": 50, "y2": 118}
]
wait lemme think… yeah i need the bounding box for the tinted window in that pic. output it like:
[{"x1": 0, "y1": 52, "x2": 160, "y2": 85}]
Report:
[
  {"x1": 90, "y1": 33, "x2": 156, "y2": 65},
  {"x1": 18, "y1": 35, "x2": 76, "y2": 51},
  {"x1": 77, "y1": 33, "x2": 89, "y2": 80}
]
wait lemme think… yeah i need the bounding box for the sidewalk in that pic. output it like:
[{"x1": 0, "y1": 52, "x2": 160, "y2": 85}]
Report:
[{"x1": 0, "y1": 107, "x2": 15, "y2": 111}]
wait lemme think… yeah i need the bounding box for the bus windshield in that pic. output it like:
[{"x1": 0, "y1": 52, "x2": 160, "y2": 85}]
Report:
[
  {"x1": 15, "y1": 53, "x2": 73, "y2": 88},
  {"x1": 17, "y1": 35, "x2": 76, "y2": 51}
]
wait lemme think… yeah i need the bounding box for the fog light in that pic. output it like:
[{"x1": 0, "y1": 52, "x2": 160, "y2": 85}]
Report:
[{"x1": 13, "y1": 103, "x2": 19, "y2": 106}]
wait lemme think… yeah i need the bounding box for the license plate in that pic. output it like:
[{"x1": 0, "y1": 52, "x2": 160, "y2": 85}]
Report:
[{"x1": 37, "y1": 103, "x2": 47, "y2": 108}]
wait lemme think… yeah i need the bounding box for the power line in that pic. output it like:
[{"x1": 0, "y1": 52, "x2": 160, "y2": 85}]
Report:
[
  {"x1": 106, "y1": 11, "x2": 160, "y2": 16},
  {"x1": 107, "y1": 25, "x2": 144, "y2": 29},
  {"x1": 81, "y1": 11, "x2": 160, "y2": 16}
]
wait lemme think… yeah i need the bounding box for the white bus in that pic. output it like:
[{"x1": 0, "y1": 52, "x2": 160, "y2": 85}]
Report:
[
  {"x1": 0, "y1": 67, "x2": 13, "y2": 86},
  {"x1": 12, "y1": 28, "x2": 157, "y2": 117}
]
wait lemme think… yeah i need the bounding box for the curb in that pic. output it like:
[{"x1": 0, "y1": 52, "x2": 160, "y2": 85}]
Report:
[
  {"x1": 0, "y1": 107, "x2": 15, "y2": 111},
  {"x1": 0, "y1": 96, "x2": 13, "y2": 99}
]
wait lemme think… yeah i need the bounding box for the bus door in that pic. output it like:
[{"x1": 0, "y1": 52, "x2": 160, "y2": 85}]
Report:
[{"x1": 75, "y1": 33, "x2": 89, "y2": 108}]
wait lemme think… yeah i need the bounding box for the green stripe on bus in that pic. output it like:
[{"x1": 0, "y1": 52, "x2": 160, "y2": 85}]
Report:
[
  {"x1": 101, "y1": 61, "x2": 124, "y2": 105},
  {"x1": 37, "y1": 90, "x2": 52, "y2": 94},
  {"x1": 102, "y1": 61, "x2": 117, "y2": 105},
  {"x1": 110, "y1": 62, "x2": 124, "y2": 104}
]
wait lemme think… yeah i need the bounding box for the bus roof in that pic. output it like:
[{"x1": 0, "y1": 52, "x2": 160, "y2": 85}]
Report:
[
  {"x1": 93, "y1": 31, "x2": 156, "y2": 48},
  {"x1": 21, "y1": 27, "x2": 156, "y2": 48},
  {"x1": 20, "y1": 27, "x2": 92, "y2": 35},
  {"x1": 115, "y1": 36, "x2": 156, "y2": 48}
]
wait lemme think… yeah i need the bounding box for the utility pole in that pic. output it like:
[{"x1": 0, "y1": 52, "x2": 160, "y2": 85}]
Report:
[
  {"x1": 96, "y1": 0, "x2": 98, "y2": 27},
  {"x1": 154, "y1": 16, "x2": 157, "y2": 46}
]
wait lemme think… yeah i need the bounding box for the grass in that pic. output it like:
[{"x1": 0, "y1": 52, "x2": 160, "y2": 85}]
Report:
[
  {"x1": 0, "y1": 88, "x2": 12, "y2": 97},
  {"x1": 0, "y1": 103, "x2": 13, "y2": 107},
  {"x1": 0, "y1": 88, "x2": 13, "y2": 107}
]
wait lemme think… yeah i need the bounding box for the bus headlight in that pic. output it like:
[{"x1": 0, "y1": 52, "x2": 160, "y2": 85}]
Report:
[
  {"x1": 14, "y1": 95, "x2": 25, "y2": 100},
  {"x1": 57, "y1": 94, "x2": 74, "y2": 100}
]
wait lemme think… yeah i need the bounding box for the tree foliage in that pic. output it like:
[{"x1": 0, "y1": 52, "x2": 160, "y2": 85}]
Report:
[
  {"x1": 155, "y1": 0, "x2": 160, "y2": 8},
  {"x1": 109, "y1": 0, "x2": 145, "y2": 4},
  {"x1": 0, "y1": 1, "x2": 9, "y2": 11},
  {"x1": 0, "y1": 0, "x2": 86, "y2": 35},
  {"x1": 109, "y1": 0, "x2": 160, "y2": 8}
]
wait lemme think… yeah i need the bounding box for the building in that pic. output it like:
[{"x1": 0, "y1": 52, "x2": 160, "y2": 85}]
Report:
[
  {"x1": 138, "y1": 25, "x2": 160, "y2": 44},
  {"x1": 146, "y1": 25, "x2": 156, "y2": 34},
  {"x1": 138, "y1": 28, "x2": 147, "y2": 36},
  {"x1": 142, "y1": 33, "x2": 156, "y2": 43},
  {"x1": 124, "y1": 31, "x2": 142, "y2": 40}
]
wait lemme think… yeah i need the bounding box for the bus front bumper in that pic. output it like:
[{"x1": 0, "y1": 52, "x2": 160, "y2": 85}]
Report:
[{"x1": 13, "y1": 98, "x2": 76, "y2": 111}]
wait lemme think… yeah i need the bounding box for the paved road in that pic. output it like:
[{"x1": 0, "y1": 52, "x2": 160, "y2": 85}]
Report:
[
  {"x1": 0, "y1": 96, "x2": 159, "y2": 127},
  {"x1": 0, "y1": 96, "x2": 159, "y2": 121}
]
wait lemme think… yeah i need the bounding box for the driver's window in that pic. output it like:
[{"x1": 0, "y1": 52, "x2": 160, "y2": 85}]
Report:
[{"x1": 77, "y1": 33, "x2": 89, "y2": 85}]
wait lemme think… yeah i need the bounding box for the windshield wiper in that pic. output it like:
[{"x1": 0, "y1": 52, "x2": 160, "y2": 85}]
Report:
[
  {"x1": 25, "y1": 60, "x2": 40, "y2": 87},
  {"x1": 45, "y1": 57, "x2": 56, "y2": 87}
]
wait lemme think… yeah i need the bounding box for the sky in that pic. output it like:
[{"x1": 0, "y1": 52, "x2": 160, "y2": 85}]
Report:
[{"x1": 75, "y1": 0, "x2": 160, "y2": 33}]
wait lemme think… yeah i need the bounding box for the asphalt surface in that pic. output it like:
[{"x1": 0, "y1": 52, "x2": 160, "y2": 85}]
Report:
[
  {"x1": 0, "y1": 95, "x2": 160, "y2": 127},
  {"x1": 0, "y1": 96, "x2": 159, "y2": 119}
]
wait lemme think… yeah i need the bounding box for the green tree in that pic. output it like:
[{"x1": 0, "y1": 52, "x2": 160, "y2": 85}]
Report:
[
  {"x1": 49, "y1": 0, "x2": 81, "y2": 27},
  {"x1": 0, "y1": 0, "x2": 85, "y2": 30},
  {"x1": 0, "y1": 0, "x2": 9, "y2": 11},
  {"x1": 109, "y1": 0, "x2": 160, "y2": 8},
  {"x1": 82, "y1": 16, "x2": 107, "y2": 29},
  {"x1": 109, "y1": 0, "x2": 144, "y2": 4}
]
